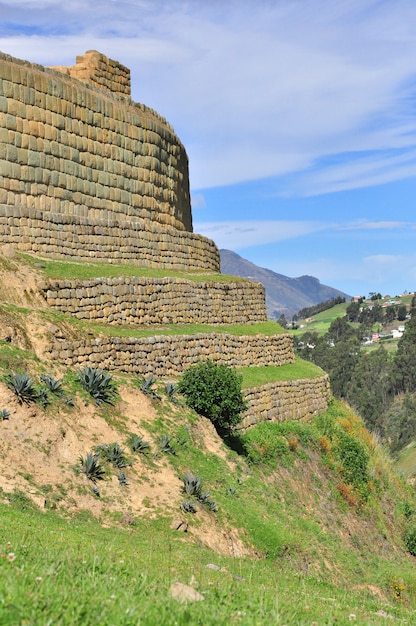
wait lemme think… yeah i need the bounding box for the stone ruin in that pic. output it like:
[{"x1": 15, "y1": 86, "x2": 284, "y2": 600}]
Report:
[{"x1": 0, "y1": 50, "x2": 330, "y2": 426}]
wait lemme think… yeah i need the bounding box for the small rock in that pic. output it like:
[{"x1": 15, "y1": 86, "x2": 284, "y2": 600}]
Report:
[
  {"x1": 169, "y1": 582, "x2": 204, "y2": 603},
  {"x1": 170, "y1": 518, "x2": 188, "y2": 532},
  {"x1": 1, "y1": 245, "x2": 16, "y2": 258},
  {"x1": 34, "y1": 263, "x2": 46, "y2": 268}
]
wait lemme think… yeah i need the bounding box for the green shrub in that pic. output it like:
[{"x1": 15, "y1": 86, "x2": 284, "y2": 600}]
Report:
[
  {"x1": 404, "y1": 527, "x2": 416, "y2": 556},
  {"x1": 177, "y1": 360, "x2": 247, "y2": 431},
  {"x1": 336, "y1": 432, "x2": 370, "y2": 491},
  {"x1": 243, "y1": 423, "x2": 291, "y2": 465}
]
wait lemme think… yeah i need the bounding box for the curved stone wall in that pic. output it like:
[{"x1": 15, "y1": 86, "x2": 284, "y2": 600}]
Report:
[
  {"x1": 0, "y1": 50, "x2": 192, "y2": 231},
  {"x1": 47, "y1": 333, "x2": 295, "y2": 377},
  {"x1": 239, "y1": 376, "x2": 331, "y2": 429},
  {"x1": 0, "y1": 205, "x2": 220, "y2": 271},
  {"x1": 41, "y1": 276, "x2": 267, "y2": 325}
]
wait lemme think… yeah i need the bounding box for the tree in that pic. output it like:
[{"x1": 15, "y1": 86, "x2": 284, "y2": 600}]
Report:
[
  {"x1": 392, "y1": 316, "x2": 416, "y2": 393},
  {"x1": 346, "y1": 347, "x2": 393, "y2": 429},
  {"x1": 397, "y1": 305, "x2": 407, "y2": 322},
  {"x1": 177, "y1": 360, "x2": 248, "y2": 431}
]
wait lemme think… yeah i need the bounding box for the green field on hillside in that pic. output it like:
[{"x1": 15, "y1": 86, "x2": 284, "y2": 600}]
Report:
[{"x1": 1, "y1": 398, "x2": 416, "y2": 625}]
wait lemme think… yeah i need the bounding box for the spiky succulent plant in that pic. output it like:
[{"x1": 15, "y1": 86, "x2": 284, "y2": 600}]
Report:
[
  {"x1": 4, "y1": 371, "x2": 38, "y2": 405},
  {"x1": 139, "y1": 375, "x2": 161, "y2": 400},
  {"x1": 77, "y1": 367, "x2": 118, "y2": 405},
  {"x1": 40, "y1": 374, "x2": 64, "y2": 396},
  {"x1": 128, "y1": 434, "x2": 151, "y2": 454},
  {"x1": 76, "y1": 453, "x2": 106, "y2": 483}
]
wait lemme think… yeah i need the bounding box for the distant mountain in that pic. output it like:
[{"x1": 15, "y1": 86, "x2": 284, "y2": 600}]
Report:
[{"x1": 220, "y1": 249, "x2": 351, "y2": 320}]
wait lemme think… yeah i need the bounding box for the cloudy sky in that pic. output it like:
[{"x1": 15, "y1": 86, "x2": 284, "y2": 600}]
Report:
[{"x1": 1, "y1": 0, "x2": 416, "y2": 297}]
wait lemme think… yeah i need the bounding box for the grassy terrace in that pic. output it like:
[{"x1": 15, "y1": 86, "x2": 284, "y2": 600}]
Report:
[
  {"x1": 239, "y1": 358, "x2": 326, "y2": 388},
  {"x1": 36, "y1": 306, "x2": 286, "y2": 339},
  {"x1": 21, "y1": 254, "x2": 248, "y2": 284}
]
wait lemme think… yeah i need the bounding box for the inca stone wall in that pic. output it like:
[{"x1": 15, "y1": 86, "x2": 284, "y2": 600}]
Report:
[
  {"x1": 47, "y1": 333, "x2": 295, "y2": 377},
  {"x1": 0, "y1": 50, "x2": 221, "y2": 269},
  {"x1": 239, "y1": 375, "x2": 331, "y2": 429},
  {"x1": 41, "y1": 276, "x2": 267, "y2": 325},
  {"x1": 48, "y1": 50, "x2": 131, "y2": 98},
  {"x1": 0, "y1": 205, "x2": 219, "y2": 270}
]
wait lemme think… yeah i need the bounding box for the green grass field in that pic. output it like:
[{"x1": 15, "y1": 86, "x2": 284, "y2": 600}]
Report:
[{"x1": 1, "y1": 397, "x2": 416, "y2": 625}]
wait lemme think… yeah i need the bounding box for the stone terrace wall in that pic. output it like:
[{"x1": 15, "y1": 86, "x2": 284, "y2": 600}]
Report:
[
  {"x1": 49, "y1": 50, "x2": 131, "y2": 98},
  {"x1": 0, "y1": 50, "x2": 192, "y2": 232},
  {"x1": 41, "y1": 276, "x2": 267, "y2": 325},
  {"x1": 239, "y1": 376, "x2": 330, "y2": 429},
  {"x1": 47, "y1": 333, "x2": 295, "y2": 377},
  {"x1": 0, "y1": 205, "x2": 220, "y2": 271}
]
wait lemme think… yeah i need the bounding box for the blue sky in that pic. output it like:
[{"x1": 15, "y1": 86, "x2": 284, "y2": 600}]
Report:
[{"x1": 1, "y1": 0, "x2": 416, "y2": 297}]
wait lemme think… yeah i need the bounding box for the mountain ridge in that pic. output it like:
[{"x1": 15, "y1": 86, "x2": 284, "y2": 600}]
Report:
[{"x1": 220, "y1": 249, "x2": 350, "y2": 320}]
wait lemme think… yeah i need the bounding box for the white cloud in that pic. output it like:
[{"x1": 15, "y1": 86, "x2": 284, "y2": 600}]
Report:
[
  {"x1": 337, "y1": 221, "x2": 415, "y2": 231},
  {"x1": 190, "y1": 193, "x2": 206, "y2": 210},
  {"x1": 194, "y1": 220, "x2": 329, "y2": 249},
  {"x1": 1, "y1": 0, "x2": 416, "y2": 194}
]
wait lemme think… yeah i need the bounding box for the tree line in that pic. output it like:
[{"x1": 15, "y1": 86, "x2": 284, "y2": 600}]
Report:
[
  {"x1": 295, "y1": 296, "x2": 346, "y2": 321},
  {"x1": 295, "y1": 310, "x2": 416, "y2": 452}
]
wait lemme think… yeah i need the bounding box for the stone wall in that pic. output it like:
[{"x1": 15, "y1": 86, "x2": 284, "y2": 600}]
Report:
[
  {"x1": 239, "y1": 375, "x2": 331, "y2": 429},
  {"x1": 0, "y1": 205, "x2": 220, "y2": 271},
  {"x1": 42, "y1": 276, "x2": 267, "y2": 325},
  {"x1": 49, "y1": 50, "x2": 131, "y2": 98},
  {"x1": 0, "y1": 50, "x2": 192, "y2": 233},
  {"x1": 47, "y1": 333, "x2": 295, "y2": 377}
]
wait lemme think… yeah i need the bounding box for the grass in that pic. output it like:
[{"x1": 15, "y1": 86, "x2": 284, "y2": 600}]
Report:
[
  {"x1": 291, "y1": 303, "x2": 350, "y2": 336},
  {"x1": 1, "y1": 397, "x2": 416, "y2": 625},
  {"x1": 19, "y1": 253, "x2": 247, "y2": 284},
  {"x1": 239, "y1": 358, "x2": 326, "y2": 388},
  {"x1": 395, "y1": 440, "x2": 416, "y2": 479}
]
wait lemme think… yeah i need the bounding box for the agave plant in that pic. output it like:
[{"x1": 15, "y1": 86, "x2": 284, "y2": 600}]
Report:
[
  {"x1": 165, "y1": 382, "x2": 179, "y2": 404},
  {"x1": 77, "y1": 367, "x2": 118, "y2": 405},
  {"x1": 0, "y1": 408, "x2": 10, "y2": 420},
  {"x1": 40, "y1": 374, "x2": 64, "y2": 396},
  {"x1": 181, "y1": 471, "x2": 203, "y2": 498},
  {"x1": 4, "y1": 371, "x2": 38, "y2": 405},
  {"x1": 91, "y1": 485, "x2": 101, "y2": 497},
  {"x1": 128, "y1": 433, "x2": 151, "y2": 454},
  {"x1": 76, "y1": 453, "x2": 106, "y2": 483},
  {"x1": 159, "y1": 434, "x2": 176, "y2": 455},
  {"x1": 117, "y1": 471, "x2": 128, "y2": 486},
  {"x1": 94, "y1": 442, "x2": 128, "y2": 468},
  {"x1": 37, "y1": 387, "x2": 50, "y2": 408},
  {"x1": 139, "y1": 375, "x2": 161, "y2": 400},
  {"x1": 180, "y1": 499, "x2": 198, "y2": 514}
]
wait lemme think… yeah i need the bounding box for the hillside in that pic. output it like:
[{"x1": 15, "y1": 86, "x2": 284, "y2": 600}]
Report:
[
  {"x1": 220, "y1": 249, "x2": 350, "y2": 320},
  {"x1": 0, "y1": 256, "x2": 415, "y2": 624}
]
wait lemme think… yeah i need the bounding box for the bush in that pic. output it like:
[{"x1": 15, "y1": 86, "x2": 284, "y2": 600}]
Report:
[
  {"x1": 177, "y1": 360, "x2": 247, "y2": 431},
  {"x1": 404, "y1": 527, "x2": 416, "y2": 556},
  {"x1": 336, "y1": 432, "x2": 370, "y2": 492},
  {"x1": 243, "y1": 423, "x2": 291, "y2": 465}
]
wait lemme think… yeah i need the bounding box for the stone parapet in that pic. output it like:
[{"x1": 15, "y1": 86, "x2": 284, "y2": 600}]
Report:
[
  {"x1": 239, "y1": 375, "x2": 331, "y2": 428},
  {"x1": 0, "y1": 205, "x2": 220, "y2": 271},
  {"x1": 42, "y1": 276, "x2": 267, "y2": 325},
  {"x1": 48, "y1": 50, "x2": 131, "y2": 98},
  {"x1": 47, "y1": 333, "x2": 295, "y2": 377},
  {"x1": 0, "y1": 50, "x2": 192, "y2": 232}
]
